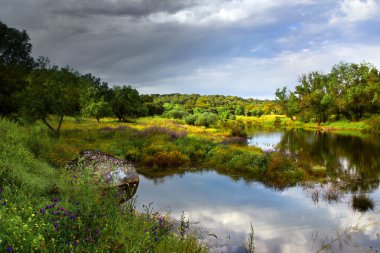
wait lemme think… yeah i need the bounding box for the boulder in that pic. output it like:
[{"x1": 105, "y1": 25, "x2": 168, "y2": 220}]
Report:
[{"x1": 68, "y1": 150, "x2": 139, "y2": 188}]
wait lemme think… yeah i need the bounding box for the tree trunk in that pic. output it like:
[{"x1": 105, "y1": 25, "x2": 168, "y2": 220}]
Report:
[
  {"x1": 43, "y1": 117, "x2": 56, "y2": 133},
  {"x1": 43, "y1": 115, "x2": 63, "y2": 135},
  {"x1": 56, "y1": 115, "x2": 64, "y2": 135}
]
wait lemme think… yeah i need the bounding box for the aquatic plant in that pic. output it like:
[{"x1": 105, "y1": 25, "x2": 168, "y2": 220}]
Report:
[{"x1": 352, "y1": 194, "x2": 375, "y2": 212}]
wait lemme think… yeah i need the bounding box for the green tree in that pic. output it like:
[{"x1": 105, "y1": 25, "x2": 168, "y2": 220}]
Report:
[
  {"x1": 20, "y1": 67, "x2": 82, "y2": 134},
  {"x1": 329, "y1": 62, "x2": 380, "y2": 121},
  {"x1": 0, "y1": 21, "x2": 34, "y2": 116},
  {"x1": 111, "y1": 85, "x2": 144, "y2": 121},
  {"x1": 275, "y1": 87, "x2": 300, "y2": 120},
  {"x1": 296, "y1": 72, "x2": 331, "y2": 125},
  {"x1": 82, "y1": 99, "x2": 112, "y2": 122}
]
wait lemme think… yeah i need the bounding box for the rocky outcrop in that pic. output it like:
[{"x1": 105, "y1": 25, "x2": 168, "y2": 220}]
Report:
[{"x1": 68, "y1": 150, "x2": 139, "y2": 187}]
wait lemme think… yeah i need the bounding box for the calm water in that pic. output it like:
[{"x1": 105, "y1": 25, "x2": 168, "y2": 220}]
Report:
[{"x1": 135, "y1": 128, "x2": 380, "y2": 253}]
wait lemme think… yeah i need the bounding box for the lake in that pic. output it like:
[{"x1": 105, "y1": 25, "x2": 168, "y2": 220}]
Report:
[{"x1": 135, "y1": 128, "x2": 380, "y2": 253}]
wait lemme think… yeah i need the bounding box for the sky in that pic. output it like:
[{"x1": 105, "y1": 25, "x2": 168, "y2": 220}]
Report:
[{"x1": 1, "y1": 0, "x2": 380, "y2": 99}]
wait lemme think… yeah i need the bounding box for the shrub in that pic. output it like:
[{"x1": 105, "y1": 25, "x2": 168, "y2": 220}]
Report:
[
  {"x1": 142, "y1": 151, "x2": 189, "y2": 168},
  {"x1": 175, "y1": 137, "x2": 216, "y2": 163},
  {"x1": 311, "y1": 165, "x2": 327, "y2": 176},
  {"x1": 162, "y1": 104, "x2": 189, "y2": 119},
  {"x1": 206, "y1": 146, "x2": 265, "y2": 173},
  {"x1": 367, "y1": 115, "x2": 380, "y2": 134},
  {"x1": 197, "y1": 113, "x2": 218, "y2": 127},
  {"x1": 219, "y1": 121, "x2": 247, "y2": 137},
  {"x1": 184, "y1": 114, "x2": 197, "y2": 125},
  {"x1": 274, "y1": 116, "x2": 282, "y2": 125},
  {"x1": 139, "y1": 126, "x2": 187, "y2": 139}
]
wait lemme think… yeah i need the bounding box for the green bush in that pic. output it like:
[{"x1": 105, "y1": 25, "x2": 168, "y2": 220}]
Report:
[
  {"x1": 175, "y1": 137, "x2": 216, "y2": 162},
  {"x1": 184, "y1": 114, "x2": 197, "y2": 125},
  {"x1": 194, "y1": 112, "x2": 219, "y2": 127},
  {"x1": 162, "y1": 104, "x2": 189, "y2": 119},
  {"x1": 367, "y1": 115, "x2": 380, "y2": 134}
]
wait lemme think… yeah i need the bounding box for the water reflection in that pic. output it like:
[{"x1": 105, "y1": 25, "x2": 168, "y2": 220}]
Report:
[
  {"x1": 248, "y1": 128, "x2": 380, "y2": 193},
  {"x1": 135, "y1": 171, "x2": 380, "y2": 253}
]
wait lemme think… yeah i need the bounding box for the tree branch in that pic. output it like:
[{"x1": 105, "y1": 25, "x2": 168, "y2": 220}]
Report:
[{"x1": 43, "y1": 116, "x2": 56, "y2": 133}]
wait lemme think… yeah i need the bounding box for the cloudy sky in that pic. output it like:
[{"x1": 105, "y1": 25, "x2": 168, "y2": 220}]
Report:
[{"x1": 1, "y1": 0, "x2": 380, "y2": 98}]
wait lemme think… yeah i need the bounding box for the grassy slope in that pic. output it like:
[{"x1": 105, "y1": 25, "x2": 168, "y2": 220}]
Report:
[{"x1": 0, "y1": 118, "x2": 207, "y2": 252}]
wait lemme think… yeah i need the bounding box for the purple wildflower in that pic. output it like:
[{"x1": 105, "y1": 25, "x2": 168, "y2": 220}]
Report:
[
  {"x1": 155, "y1": 237, "x2": 158, "y2": 241},
  {"x1": 6, "y1": 246, "x2": 12, "y2": 252},
  {"x1": 54, "y1": 197, "x2": 59, "y2": 202},
  {"x1": 40, "y1": 209, "x2": 45, "y2": 214},
  {"x1": 74, "y1": 240, "x2": 79, "y2": 245},
  {"x1": 69, "y1": 215, "x2": 75, "y2": 219}
]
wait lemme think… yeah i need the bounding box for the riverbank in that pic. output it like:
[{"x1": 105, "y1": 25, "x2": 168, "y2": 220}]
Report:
[
  {"x1": 39, "y1": 116, "x2": 336, "y2": 189},
  {"x1": 237, "y1": 115, "x2": 379, "y2": 135},
  {"x1": 0, "y1": 118, "x2": 207, "y2": 252},
  {"x1": 2, "y1": 115, "x2": 378, "y2": 251}
]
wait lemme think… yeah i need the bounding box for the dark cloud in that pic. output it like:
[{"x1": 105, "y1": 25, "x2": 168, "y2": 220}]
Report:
[
  {"x1": 53, "y1": 0, "x2": 201, "y2": 18},
  {"x1": 1, "y1": 0, "x2": 379, "y2": 98}
]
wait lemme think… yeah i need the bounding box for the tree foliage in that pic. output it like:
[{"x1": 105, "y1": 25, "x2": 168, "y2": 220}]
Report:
[
  {"x1": 20, "y1": 66, "x2": 82, "y2": 134},
  {"x1": 0, "y1": 21, "x2": 34, "y2": 116},
  {"x1": 276, "y1": 62, "x2": 380, "y2": 123},
  {"x1": 111, "y1": 85, "x2": 145, "y2": 121}
]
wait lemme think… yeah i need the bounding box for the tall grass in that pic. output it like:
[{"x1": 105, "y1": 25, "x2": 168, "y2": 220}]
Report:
[
  {"x1": 0, "y1": 118, "x2": 207, "y2": 252},
  {"x1": 44, "y1": 118, "x2": 328, "y2": 189}
]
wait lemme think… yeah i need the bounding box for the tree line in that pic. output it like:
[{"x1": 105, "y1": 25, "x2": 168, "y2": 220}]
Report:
[
  {"x1": 2, "y1": 20, "x2": 379, "y2": 133},
  {"x1": 275, "y1": 62, "x2": 380, "y2": 124},
  {"x1": 141, "y1": 93, "x2": 280, "y2": 118},
  {"x1": 0, "y1": 21, "x2": 145, "y2": 134}
]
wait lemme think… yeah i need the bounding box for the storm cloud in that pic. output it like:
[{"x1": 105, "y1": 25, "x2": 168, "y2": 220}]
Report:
[{"x1": 1, "y1": 0, "x2": 379, "y2": 98}]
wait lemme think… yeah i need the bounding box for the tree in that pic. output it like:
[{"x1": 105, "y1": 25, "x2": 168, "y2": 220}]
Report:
[
  {"x1": 82, "y1": 99, "x2": 112, "y2": 122},
  {"x1": 296, "y1": 72, "x2": 331, "y2": 125},
  {"x1": 329, "y1": 62, "x2": 380, "y2": 121},
  {"x1": 0, "y1": 21, "x2": 34, "y2": 66},
  {"x1": 20, "y1": 67, "x2": 82, "y2": 134},
  {"x1": 275, "y1": 87, "x2": 300, "y2": 121},
  {"x1": 111, "y1": 85, "x2": 144, "y2": 121},
  {"x1": 0, "y1": 21, "x2": 34, "y2": 116}
]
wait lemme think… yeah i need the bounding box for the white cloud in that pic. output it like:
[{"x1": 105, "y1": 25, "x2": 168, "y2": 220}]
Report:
[
  {"x1": 330, "y1": 0, "x2": 380, "y2": 24},
  {"x1": 137, "y1": 42, "x2": 380, "y2": 98},
  {"x1": 147, "y1": 0, "x2": 315, "y2": 26}
]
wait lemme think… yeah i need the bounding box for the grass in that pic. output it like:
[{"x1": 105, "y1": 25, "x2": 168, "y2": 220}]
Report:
[
  {"x1": 0, "y1": 118, "x2": 207, "y2": 252},
  {"x1": 40, "y1": 116, "x2": 333, "y2": 189},
  {"x1": 237, "y1": 114, "x2": 378, "y2": 135},
  {"x1": 2, "y1": 114, "x2": 374, "y2": 251}
]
